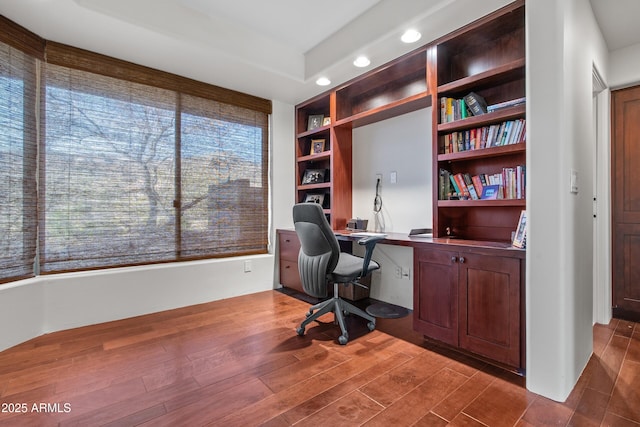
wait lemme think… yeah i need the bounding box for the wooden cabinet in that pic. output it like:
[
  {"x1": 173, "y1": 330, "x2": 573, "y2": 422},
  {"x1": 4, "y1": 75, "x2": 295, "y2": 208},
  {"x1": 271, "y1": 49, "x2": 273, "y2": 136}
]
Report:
[
  {"x1": 414, "y1": 245, "x2": 524, "y2": 370},
  {"x1": 431, "y1": 0, "x2": 526, "y2": 242},
  {"x1": 414, "y1": 247, "x2": 459, "y2": 346},
  {"x1": 277, "y1": 229, "x2": 303, "y2": 292}
]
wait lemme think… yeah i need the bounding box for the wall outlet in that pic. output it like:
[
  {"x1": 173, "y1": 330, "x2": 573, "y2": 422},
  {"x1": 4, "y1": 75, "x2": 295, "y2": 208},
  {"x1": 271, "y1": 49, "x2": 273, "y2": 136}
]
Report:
[
  {"x1": 394, "y1": 266, "x2": 402, "y2": 279},
  {"x1": 244, "y1": 260, "x2": 252, "y2": 272}
]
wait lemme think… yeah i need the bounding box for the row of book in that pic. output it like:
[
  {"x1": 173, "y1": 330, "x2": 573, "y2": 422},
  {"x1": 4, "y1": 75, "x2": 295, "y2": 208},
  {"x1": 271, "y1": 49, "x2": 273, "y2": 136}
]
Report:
[
  {"x1": 440, "y1": 92, "x2": 526, "y2": 123},
  {"x1": 439, "y1": 166, "x2": 526, "y2": 201},
  {"x1": 442, "y1": 119, "x2": 526, "y2": 154}
]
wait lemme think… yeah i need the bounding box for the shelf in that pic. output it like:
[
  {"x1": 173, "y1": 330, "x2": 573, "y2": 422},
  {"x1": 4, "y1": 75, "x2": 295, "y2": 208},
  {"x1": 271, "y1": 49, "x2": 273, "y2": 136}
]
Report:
[
  {"x1": 334, "y1": 92, "x2": 431, "y2": 129},
  {"x1": 439, "y1": 143, "x2": 525, "y2": 162},
  {"x1": 297, "y1": 183, "x2": 331, "y2": 191},
  {"x1": 297, "y1": 124, "x2": 331, "y2": 139},
  {"x1": 438, "y1": 104, "x2": 525, "y2": 133},
  {"x1": 437, "y1": 58, "x2": 525, "y2": 95},
  {"x1": 298, "y1": 151, "x2": 332, "y2": 163},
  {"x1": 438, "y1": 199, "x2": 526, "y2": 208}
]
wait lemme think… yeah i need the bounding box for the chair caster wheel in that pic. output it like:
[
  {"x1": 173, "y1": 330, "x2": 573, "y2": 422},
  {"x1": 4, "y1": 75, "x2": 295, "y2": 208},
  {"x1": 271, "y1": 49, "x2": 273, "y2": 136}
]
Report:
[
  {"x1": 338, "y1": 334, "x2": 348, "y2": 345},
  {"x1": 296, "y1": 327, "x2": 305, "y2": 336},
  {"x1": 367, "y1": 321, "x2": 376, "y2": 331}
]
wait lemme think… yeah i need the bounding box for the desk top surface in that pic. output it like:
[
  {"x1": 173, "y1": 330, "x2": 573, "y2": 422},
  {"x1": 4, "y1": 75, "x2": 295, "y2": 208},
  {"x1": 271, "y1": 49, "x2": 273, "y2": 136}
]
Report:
[{"x1": 332, "y1": 229, "x2": 525, "y2": 258}]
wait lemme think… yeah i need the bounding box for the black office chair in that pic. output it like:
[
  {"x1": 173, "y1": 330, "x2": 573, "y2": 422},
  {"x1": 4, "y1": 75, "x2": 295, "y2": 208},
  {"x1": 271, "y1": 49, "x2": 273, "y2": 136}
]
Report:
[{"x1": 293, "y1": 203, "x2": 384, "y2": 345}]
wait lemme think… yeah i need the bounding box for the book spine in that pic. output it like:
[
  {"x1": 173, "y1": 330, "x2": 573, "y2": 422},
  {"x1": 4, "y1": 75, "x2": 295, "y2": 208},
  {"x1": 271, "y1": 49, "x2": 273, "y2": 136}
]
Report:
[
  {"x1": 449, "y1": 173, "x2": 461, "y2": 196},
  {"x1": 453, "y1": 173, "x2": 470, "y2": 198},
  {"x1": 472, "y1": 175, "x2": 484, "y2": 197}
]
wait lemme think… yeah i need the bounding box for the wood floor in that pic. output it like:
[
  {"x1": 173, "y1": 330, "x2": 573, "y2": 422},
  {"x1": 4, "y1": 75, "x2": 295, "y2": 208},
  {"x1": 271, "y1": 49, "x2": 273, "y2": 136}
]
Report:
[{"x1": 0, "y1": 290, "x2": 638, "y2": 427}]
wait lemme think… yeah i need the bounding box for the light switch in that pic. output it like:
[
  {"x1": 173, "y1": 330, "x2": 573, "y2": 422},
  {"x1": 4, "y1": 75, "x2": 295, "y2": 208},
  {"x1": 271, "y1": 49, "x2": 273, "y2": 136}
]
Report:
[
  {"x1": 390, "y1": 171, "x2": 397, "y2": 184},
  {"x1": 570, "y1": 169, "x2": 578, "y2": 194}
]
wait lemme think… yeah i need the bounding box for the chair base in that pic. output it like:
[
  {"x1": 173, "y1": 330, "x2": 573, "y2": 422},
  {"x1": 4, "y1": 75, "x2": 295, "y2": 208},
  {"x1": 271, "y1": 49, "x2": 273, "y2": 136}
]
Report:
[{"x1": 296, "y1": 282, "x2": 376, "y2": 345}]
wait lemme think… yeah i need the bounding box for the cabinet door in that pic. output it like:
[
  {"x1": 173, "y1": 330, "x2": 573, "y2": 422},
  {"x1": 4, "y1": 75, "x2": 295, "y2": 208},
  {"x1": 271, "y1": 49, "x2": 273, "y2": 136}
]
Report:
[
  {"x1": 458, "y1": 253, "x2": 520, "y2": 367},
  {"x1": 413, "y1": 247, "x2": 459, "y2": 346},
  {"x1": 278, "y1": 231, "x2": 303, "y2": 292}
]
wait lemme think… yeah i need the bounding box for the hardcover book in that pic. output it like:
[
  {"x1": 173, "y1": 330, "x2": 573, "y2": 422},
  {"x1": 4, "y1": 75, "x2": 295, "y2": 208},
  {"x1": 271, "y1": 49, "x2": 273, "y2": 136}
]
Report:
[{"x1": 464, "y1": 92, "x2": 488, "y2": 116}]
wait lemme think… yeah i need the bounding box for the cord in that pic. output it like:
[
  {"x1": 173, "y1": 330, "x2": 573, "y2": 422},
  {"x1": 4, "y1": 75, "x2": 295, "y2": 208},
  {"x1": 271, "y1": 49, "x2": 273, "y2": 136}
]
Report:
[{"x1": 374, "y1": 178, "x2": 385, "y2": 232}]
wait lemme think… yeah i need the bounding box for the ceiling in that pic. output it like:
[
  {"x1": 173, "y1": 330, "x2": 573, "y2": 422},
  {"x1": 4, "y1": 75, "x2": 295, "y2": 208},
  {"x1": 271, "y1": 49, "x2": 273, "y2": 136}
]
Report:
[{"x1": 0, "y1": 0, "x2": 638, "y2": 106}]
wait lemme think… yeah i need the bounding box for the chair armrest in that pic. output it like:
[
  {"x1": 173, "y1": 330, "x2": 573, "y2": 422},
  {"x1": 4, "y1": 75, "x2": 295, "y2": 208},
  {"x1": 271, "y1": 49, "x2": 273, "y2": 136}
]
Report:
[{"x1": 357, "y1": 235, "x2": 385, "y2": 277}]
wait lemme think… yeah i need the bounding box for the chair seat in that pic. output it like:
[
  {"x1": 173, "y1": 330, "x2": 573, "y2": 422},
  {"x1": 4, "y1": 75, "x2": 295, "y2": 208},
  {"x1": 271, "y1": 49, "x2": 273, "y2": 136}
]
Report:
[{"x1": 331, "y1": 252, "x2": 379, "y2": 283}]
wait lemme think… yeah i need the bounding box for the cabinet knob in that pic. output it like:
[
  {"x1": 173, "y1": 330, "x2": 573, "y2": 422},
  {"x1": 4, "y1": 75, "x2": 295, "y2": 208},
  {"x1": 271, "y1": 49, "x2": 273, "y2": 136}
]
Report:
[
  {"x1": 451, "y1": 256, "x2": 457, "y2": 263},
  {"x1": 459, "y1": 256, "x2": 465, "y2": 264},
  {"x1": 285, "y1": 239, "x2": 291, "y2": 243}
]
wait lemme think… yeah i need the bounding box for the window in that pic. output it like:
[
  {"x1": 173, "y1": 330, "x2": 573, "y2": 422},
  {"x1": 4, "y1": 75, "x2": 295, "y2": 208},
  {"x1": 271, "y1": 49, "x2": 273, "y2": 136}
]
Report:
[
  {"x1": 41, "y1": 64, "x2": 269, "y2": 273},
  {"x1": 0, "y1": 42, "x2": 38, "y2": 283},
  {"x1": 0, "y1": 19, "x2": 271, "y2": 280}
]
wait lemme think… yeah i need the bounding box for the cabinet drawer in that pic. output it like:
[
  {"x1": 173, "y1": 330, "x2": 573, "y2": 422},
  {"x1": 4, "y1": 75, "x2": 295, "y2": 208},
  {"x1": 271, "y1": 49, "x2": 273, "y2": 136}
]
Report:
[
  {"x1": 278, "y1": 231, "x2": 300, "y2": 262},
  {"x1": 280, "y1": 260, "x2": 303, "y2": 292}
]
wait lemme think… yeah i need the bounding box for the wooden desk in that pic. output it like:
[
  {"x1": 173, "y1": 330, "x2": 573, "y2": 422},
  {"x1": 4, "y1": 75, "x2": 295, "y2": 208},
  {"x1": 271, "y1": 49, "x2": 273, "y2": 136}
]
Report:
[{"x1": 277, "y1": 228, "x2": 525, "y2": 372}]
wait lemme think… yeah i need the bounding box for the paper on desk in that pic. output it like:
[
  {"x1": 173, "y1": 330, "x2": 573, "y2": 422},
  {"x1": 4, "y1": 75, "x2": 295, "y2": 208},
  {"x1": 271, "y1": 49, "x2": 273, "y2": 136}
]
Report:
[{"x1": 349, "y1": 232, "x2": 388, "y2": 237}]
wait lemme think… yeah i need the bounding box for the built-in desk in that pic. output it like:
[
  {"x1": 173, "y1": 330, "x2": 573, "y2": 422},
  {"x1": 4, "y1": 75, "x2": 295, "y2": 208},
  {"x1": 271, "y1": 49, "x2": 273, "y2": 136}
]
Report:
[{"x1": 276, "y1": 228, "x2": 525, "y2": 373}]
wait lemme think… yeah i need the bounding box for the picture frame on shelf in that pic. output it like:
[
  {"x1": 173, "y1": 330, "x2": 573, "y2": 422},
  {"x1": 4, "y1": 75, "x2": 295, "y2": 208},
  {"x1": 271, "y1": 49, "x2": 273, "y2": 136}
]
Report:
[
  {"x1": 301, "y1": 168, "x2": 326, "y2": 185},
  {"x1": 322, "y1": 117, "x2": 331, "y2": 126},
  {"x1": 512, "y1": 210, "x2": 527, "y2": 249},
  {"x1": 304, "y1": 193, "x2": 325, "y2": 206},
  {"x1": 310, "y1": 139, "x2": 325, "y2": 155},
  {"x1": 307, "y1": 115, "x2": 324, "y2": 131}
]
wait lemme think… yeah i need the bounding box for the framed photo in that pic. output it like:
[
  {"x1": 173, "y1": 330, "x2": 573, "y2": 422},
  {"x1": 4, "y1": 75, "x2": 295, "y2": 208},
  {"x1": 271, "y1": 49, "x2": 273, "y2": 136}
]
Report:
[
  {"x1": 512, "y1": 210, "x2": 527, "y2": 249},
  {"x1": 304, "y1": 193, "x2": 325, "y2": 206},
  {"x1": 310, "y1": 139, "x2": 325, "y2": 155},
  {"x1": 322, "y1": 117, "x2": 331, "y2": 126},
  {"x1": 307, "y1": 114, "x2": 324, "y2": 131},
  {"x1": 301, "y1": 168, "x2": 326, "y2": 185}
]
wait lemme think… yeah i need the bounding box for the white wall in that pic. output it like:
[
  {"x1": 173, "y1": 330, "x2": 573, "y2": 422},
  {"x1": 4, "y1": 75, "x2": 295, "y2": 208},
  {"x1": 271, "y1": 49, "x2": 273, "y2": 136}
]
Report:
[
  {"x1": 0, "y1": 99, "x2": 295, "y2": 352},
  {"x1": 609, "y1": 43, "x2": 640, "y2": 89},
  {"x1": 526, "y1": 0, "x2": 609, "y2": 401},
  {"x1": 351, "y1": 108, "x2": 432, "y2": 309}
]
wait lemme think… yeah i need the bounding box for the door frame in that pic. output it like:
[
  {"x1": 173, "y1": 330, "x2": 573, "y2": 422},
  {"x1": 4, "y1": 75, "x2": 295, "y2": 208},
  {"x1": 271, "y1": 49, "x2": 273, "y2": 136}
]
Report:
[{"x1": 592, "y1": 65, "x2": 611, "y2": 325}]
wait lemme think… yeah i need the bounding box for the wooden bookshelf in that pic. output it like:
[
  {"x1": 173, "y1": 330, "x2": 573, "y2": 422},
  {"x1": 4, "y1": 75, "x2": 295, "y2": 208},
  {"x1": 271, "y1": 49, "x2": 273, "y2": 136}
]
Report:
[{"x1": 432, "y1": 0, "x2": 526, "y2": 243}]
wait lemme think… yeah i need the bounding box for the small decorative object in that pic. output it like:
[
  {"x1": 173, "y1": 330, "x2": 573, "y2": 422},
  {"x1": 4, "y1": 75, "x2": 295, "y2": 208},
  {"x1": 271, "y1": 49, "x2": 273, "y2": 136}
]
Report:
[
  {"x1": 301, "y1": 168, "x2": 326, "y2": 185},
  {"x1": 512, "y1": 210, "x2": 527, "y2": 248},
  {"x1": 322, "y1": 117, "x2": 331, "y2": 126},
  {"x1": 304, "y1": 193, "x2": 325, "y2": 206},
  {"x1": 307, "y1": 114, "x2": 324, "y2": 131},
  {"x1": 310, "y1": 139, "x2": 325, "y2": 155},
  {"x1": 480, "y1": 184, "x2": 501, "y2": 200}
]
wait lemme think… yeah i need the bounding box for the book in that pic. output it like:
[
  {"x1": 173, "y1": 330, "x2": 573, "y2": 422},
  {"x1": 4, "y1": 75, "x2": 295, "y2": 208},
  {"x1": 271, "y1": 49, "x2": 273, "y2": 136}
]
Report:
[
  {"x1": 472, "y1": 175, "x2": 484, "y2": 196},
  {"x1": 463, "y1": 92, "x2": 488, "y2": 116},
  {"x1": 487, "y1": 96, "x2": 526, "y2": 113},
  {"x1": 453, "y1": 173, "x2": 470, "y2": 198},
  {"x1": 449, "y1": 173, "x2": 461, "y2": 196},
  {"x1": 463, "y1": 173, "x2": 479, "y2": 200}
]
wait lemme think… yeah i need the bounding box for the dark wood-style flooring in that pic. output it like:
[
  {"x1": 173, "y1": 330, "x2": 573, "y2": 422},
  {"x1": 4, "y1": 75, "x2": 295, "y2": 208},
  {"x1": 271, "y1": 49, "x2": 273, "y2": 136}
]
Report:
[{"x1": 0, "y1": 290, "x2": 638, "y2": 426}]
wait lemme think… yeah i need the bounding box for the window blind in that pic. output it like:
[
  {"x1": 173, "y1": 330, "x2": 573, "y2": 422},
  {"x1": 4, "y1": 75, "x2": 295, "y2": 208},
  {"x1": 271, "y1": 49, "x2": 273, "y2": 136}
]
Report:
[
  {"x1": 41, "y1": 64, "x2": 269, "y2": 272},
  {"x1": 0, "y1": 42, "x2": 38, "y2": 283}
]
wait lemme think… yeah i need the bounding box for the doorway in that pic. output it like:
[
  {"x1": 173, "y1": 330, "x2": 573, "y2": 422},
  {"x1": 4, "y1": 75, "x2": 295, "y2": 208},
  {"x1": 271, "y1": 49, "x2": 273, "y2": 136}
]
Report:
[{"x1": 612, "y1": 84, "x2": 640, "y2": 321}]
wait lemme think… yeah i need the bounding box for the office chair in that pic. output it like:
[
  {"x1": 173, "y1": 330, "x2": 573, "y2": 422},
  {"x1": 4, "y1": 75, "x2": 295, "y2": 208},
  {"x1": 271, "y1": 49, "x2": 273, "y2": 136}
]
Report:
[{"x1": 293, "y1": 203, "x2": 384, "y2": 345}]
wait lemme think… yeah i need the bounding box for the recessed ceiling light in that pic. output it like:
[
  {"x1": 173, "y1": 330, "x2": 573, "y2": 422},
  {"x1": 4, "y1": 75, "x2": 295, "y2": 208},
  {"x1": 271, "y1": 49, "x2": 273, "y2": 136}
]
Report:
[
  {"x1": 316, "y1": 77, "x2": 331, "y2": 86},
  {"x1": 401, "y1": 29, "x2": 422, "y2": 43},
  {"x1": 353, "y1": 56, "x2": 371, "y2": 68}
]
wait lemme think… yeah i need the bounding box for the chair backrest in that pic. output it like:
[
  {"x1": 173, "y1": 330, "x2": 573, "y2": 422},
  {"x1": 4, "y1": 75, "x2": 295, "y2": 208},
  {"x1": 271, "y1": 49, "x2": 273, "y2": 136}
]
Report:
[{"x1": 292, "y1": 203, "x2": 341, "y2": 298}]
